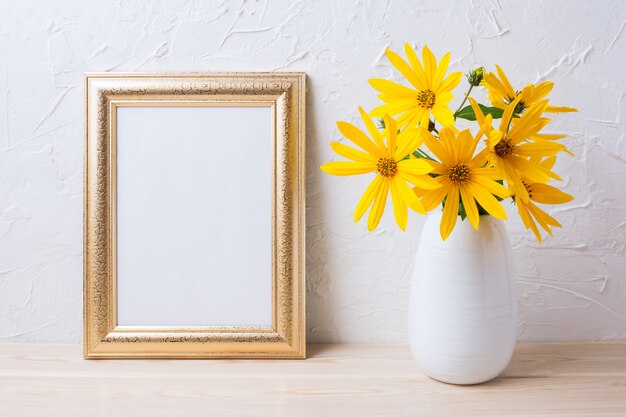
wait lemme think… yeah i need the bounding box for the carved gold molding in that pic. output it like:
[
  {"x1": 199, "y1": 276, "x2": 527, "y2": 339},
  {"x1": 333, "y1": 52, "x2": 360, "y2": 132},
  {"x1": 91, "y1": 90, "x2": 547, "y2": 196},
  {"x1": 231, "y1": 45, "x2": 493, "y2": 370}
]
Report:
[{"x1": 84, "y1": 73, "x2": 306, "y2": 358}]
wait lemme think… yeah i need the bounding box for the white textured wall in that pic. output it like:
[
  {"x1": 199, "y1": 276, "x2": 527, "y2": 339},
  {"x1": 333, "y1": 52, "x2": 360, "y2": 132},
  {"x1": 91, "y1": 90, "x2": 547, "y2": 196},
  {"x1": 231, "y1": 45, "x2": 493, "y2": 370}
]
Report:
[{"x1": 1, "y1": 0, "x2": 625, "y2": 343}]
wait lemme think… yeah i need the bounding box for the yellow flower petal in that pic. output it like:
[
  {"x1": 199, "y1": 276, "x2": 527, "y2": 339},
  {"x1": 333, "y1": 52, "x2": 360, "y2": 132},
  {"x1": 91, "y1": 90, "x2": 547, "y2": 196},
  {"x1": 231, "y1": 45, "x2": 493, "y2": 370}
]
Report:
[
  {"x1": 499, "y1": 95, "x2": 522, "y2": 132},
  {"x1": 389, "y1": 177, "x2": 408, "y2": 230},
  {"x1": 431, "y1": 103, "x2": 455, "y2": 127},
  {"x1": 510, "y1": 121, "x2": 551, "y2": 145},
  {"x1": 385, "y1": 48, "x2": 424, "y2": 90},
  {"x1": 532, "y1": 133, "x2": 568, "y2": 141},
  {"x1": 470, "y1": 147, "x2": 491, "y2": 168},
  {"x1": 432, "y1": 52, "x2": 451, "y2": 88},
  {"x1": 516, "y1": 197, "x2": 542, "y2": 242},
  {"x1": 422, "y1": 45, "x2": 437, "y2": 87},
  {"x1": 516, "y1": 141, "x2": 568, "y2": 157},
  {"x1": 539, "y1": 155, "x2": 557, "y2": 170},
  {"x1": 436, "y1": 71, "x2": 462, "y2": 95},
  {"x1": 483, "y1": 72, "x2": 509, "y2": 100},
  {"x1": 460, "y1": 185, "x2": 480, "y2": 230},
  {"x1": 436, "y1": 91, "x2": 454, "y2": 106},
  {"x1": 354, "y1": 175, "x2": 384, "y2": 222},
  {"x1": 471, "y1": 173, "x2": 510, "y2": 198},
  {"x1": 501, "y1": 161, "x2": 529, "y2": 203},
  {"x1": 336, "y1": 121, "x2": 385, "y2": 157},
  {"x1": 545, "y1": 105, "x2": 578, "y2": 113},
  {"x1": 440, "y1": 186, "x2": 459, "y2": 240},
  {"x1": 403, "y1": 43, "x2": 429, "y2": 88},
  {"x1": 320, "y1": 161, "x2": 376, "y2": 176},
  {"x1": 453, "y1": 129, "x2": 474, "y2": 163},
  {"x1": 468, "y1": 183, "x2": 507, "y2": 220},
  {"x1": 526, "y1": 81, "x2": 554, "y2": 102},
  {"x1": 367, "y1": 178, "x2": 390, "y2": 230},
  {"x1": 523, "y1": 100, "x2": 550, "y2": 120},
  {"x1": 396, "y1": 176, "x2": 426, "y2": 214},
  {"x1": 426, "y1": 159, "x2": 448, "y2": 175},
  {"x1": 438, "y1": 127, "x2": 458, "y2": 159},
  {"x1": 377, "y1": 93, "x2": 416, "y2": 102},
  {"x1": 527, "y1": 202, "x2": 560, "y2": 234},
  {"x1": 383, "y1": 114, "x2": 397, "y2": 154},
  {"x1": 488, "y1": 129, "x2": 504, "y2": 148},
  {"x1": 330, "y1": 142, "x2": 377, "y2": 162},
  {"x1": 419, "y1": 108, "x2": 431, "y2": 128},
  {"x1": 394, "y1": 129, "x2": 422, "y2": 160},
  {"x1": 368, "y1": 78, "x2": 417, "y2": 98},
  {"x1": 469, "y1": 97, "x2": 486, "y2": 125},
  {"x1": 509, "y1": 155, "x2": 553, "y2": 183},
  {"x1": 358, "y1": 106, "x2": 386, "y2": 150},
  {"x1": 495, "y1": 65, "x2": 516, "y2": 99},
  {"x1": 395, "y1": 107, "x2": 423, "y2": 128},
  {"x1": 371, "y1": 101, "x2": 418, "y2": 118},
  {"x1": 397, "y1": 158, "x2": 433, "y2": 175},
  {"x1": 417, "y1": 180, "x2": 450, "y2": 211},
  {"x1": 529, "y1": 183, "x2": 574, "y2": 204},
  {"x1": 422, "y1": 129, "x2": 454, "y2": 166},
  {"x1": 400, "y1": 171, "x2": 440, "y2": 190}
]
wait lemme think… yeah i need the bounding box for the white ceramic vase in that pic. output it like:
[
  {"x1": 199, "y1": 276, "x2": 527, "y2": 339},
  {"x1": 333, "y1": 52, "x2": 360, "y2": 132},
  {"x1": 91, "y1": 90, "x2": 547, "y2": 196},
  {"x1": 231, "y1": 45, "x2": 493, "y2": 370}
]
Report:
[{"x1": 408, "y1": 210, "x2": 517, "y2": 385}]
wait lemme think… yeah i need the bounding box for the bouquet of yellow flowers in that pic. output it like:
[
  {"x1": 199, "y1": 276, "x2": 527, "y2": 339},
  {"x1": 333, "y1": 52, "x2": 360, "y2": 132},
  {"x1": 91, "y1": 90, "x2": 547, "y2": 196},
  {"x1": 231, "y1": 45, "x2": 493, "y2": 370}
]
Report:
[{"x1": 321, "y1": 43, "x2": 576, "y2": 242}]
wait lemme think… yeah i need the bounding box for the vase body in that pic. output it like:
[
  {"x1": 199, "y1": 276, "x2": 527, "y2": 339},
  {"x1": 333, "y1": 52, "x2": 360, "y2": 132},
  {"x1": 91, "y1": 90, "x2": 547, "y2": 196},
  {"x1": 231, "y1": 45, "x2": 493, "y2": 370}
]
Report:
[{"x1": 409, "y1": 210, "x2": 517, "y2": 385}]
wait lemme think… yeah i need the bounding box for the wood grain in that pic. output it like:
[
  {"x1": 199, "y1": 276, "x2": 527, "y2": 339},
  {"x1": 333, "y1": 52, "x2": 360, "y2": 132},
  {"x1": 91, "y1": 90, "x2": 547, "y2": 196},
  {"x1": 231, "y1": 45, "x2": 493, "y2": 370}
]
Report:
[{"x1": 0, "y1": 343, "x2": 625, "y2": 416}]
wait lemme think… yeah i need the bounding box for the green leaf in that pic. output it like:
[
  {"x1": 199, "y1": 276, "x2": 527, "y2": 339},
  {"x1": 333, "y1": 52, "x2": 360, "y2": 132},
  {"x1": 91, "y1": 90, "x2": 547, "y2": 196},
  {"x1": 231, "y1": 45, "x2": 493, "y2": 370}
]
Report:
[
  {"x1": 455, "y1": 104, "x2": 504, "y2": 121},
  {"x1": 458, "y1": 200, "x2": 467, "y2": 221}
]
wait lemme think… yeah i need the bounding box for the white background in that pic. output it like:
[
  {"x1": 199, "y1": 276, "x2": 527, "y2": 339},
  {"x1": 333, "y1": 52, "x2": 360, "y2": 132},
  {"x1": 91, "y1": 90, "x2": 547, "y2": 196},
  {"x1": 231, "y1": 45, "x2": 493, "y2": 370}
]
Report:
[
  {"x1": 0, "y1": 0, "x2": 625, "y2": 343},
  {"x1": 115, "y1": 106, "x2": 272, "y2": 327}
]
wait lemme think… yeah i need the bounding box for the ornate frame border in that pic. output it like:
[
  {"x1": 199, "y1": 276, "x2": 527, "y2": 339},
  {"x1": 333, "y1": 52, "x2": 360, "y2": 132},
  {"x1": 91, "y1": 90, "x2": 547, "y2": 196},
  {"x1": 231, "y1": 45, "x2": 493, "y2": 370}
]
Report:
[{"x1": 84, "y1": 73, "x2": 306, "y2": 358}]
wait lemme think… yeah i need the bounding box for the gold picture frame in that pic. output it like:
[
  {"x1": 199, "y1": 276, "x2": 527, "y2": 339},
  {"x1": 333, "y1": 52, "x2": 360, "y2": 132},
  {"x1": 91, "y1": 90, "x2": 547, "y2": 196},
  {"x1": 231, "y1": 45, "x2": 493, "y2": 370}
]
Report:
[{"x1": 84, "y1": 73, "x2": 306, "y2": 358}]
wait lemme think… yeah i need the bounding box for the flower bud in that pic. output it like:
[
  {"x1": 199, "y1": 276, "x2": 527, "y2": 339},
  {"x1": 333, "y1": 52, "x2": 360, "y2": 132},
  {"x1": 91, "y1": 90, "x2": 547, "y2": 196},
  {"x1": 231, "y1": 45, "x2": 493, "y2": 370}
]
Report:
[{"x1": 466, "y1": 67, "x2": 485, "y2": 86}]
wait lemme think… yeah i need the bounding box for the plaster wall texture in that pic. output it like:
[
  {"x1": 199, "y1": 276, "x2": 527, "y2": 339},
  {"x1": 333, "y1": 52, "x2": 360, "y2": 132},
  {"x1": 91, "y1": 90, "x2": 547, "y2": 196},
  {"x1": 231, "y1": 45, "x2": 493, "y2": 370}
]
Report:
[{"x1": 0, "y1": 0, "x2": 625, "y2": 343}]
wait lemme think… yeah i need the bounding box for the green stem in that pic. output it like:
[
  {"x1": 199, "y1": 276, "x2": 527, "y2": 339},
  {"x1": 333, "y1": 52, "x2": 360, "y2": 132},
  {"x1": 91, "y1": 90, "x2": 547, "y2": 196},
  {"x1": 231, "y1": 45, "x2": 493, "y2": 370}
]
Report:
[
  {"x1": 453, "y1": 84, "x2": 474, "y2": 117},
  {"x1": 413, "y1": 148, "x2": 436, "y2": 161}
]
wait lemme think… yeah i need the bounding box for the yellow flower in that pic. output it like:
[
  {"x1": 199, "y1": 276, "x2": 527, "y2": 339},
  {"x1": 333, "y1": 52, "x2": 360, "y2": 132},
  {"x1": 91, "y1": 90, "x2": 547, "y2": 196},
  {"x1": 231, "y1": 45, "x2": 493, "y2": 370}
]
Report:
[
  {"x1": 512, "y1": 157, "x2": 574, "y2": 242},
  {"x1": 483, "y1": 65, "x2": 578, "y2": 114},
  {"x1": 321, "y1": 108, "x2": 439, "y2": 231},
  {"x1": 469, "y1": 97, "x2": 569, "y2": 204},
  {"x1": 417, "y1": 127, "x2": 510, "y2": 240},
  {"x1": 369, "y1": 43, "x2": 462, "y2": 129}
]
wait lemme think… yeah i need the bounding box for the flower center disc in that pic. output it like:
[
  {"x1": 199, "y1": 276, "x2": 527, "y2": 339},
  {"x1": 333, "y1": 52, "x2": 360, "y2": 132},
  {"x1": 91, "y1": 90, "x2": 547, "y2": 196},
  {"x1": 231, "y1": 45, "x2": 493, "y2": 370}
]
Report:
[
  {"x1": 377, "y1": 157, "x2": 398, "y2": 177},
  {"x1": 506, "y1": 93, "x2": 526, "y2": 114},
  {"x1": 494, "y1": 138, "x2": 515, "y2": 158},
  {"x1": 448, "y1": 163, "x2": 470, "y2": 184},
  {"x1": 417, "y1": 89, "x2": 436, "y2": 108}
]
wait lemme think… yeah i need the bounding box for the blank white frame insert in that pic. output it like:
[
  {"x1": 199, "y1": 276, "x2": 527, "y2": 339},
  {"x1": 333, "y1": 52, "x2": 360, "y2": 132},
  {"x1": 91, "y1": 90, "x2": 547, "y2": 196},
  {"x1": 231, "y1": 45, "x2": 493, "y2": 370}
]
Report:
[{"x1": 115, "y1": 105, "x2": 272, "y2": 327}]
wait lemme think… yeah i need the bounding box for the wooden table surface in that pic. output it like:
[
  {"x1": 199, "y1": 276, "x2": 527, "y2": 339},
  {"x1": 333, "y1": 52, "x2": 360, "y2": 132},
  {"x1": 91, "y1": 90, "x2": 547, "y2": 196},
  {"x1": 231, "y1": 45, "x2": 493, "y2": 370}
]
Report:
[{"x1": 1, "y1": 343, "x2": 625, "y2": 416}]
